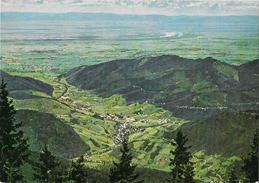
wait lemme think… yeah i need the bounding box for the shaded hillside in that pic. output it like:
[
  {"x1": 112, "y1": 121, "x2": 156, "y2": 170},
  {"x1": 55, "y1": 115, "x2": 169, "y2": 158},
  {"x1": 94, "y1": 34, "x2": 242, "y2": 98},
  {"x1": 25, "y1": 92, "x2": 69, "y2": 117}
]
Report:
[
  {"x1": 178, "y1": 111, "x2": 259, "y2": 156},
  {"x1": 66, "y1": 55, "x2": 259, "y2": 120},
  {"x1": 237, "y1": 60, "x2": 259, "y2": 104},
  {"x1": 16, "y1": 110, "x2": 89, "y2": 158},
  {"x1": 0, "y1": 71, "x2": 53, "y2": 99}
]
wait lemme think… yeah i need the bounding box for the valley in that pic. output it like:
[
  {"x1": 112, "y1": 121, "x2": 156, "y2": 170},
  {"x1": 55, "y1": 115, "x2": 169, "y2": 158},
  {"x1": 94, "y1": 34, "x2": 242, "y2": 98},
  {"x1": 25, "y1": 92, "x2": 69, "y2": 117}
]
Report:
[
  {"x1": 1, "y1": 54, "x2": 258, "y2": 182},
  {"x1": 1, "y1": 12, "x2": 258, "y2": 182}
]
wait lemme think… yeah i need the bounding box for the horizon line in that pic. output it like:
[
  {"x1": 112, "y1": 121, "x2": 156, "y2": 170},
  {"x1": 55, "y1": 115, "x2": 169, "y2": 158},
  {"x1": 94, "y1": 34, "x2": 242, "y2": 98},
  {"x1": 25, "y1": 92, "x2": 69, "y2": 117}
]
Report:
[{"x1": 1, "y1": 11, "x2": 259, "y2": 17}]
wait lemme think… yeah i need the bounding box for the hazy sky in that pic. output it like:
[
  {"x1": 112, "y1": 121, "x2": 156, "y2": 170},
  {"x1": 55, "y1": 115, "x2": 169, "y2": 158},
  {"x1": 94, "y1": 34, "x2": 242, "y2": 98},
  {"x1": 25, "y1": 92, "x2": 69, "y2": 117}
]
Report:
[{"x1": 1, "y1": 0, "x2": 259, "y2": 16}]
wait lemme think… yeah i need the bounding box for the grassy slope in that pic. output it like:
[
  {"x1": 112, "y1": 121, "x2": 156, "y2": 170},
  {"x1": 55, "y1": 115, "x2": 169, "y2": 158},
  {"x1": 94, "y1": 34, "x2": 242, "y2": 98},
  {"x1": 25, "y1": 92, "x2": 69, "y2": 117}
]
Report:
[{"x1": 7, "y1": 71, "x2": 245, "y2": 182}]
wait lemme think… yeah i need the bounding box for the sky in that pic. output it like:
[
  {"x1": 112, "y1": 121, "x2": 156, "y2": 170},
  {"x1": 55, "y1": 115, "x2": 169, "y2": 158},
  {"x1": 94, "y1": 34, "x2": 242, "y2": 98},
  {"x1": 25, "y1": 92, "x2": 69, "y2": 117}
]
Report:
[{"x1": 1, "y1": 0, "x2": 259, "y2": 16}]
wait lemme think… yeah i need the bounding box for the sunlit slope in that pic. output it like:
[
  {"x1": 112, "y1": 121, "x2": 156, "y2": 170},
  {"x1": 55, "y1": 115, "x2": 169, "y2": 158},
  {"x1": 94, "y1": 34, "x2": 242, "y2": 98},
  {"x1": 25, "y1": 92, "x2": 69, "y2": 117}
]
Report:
[{"x1": 7, "y1": 72, "x2": 183, "y2": 169}]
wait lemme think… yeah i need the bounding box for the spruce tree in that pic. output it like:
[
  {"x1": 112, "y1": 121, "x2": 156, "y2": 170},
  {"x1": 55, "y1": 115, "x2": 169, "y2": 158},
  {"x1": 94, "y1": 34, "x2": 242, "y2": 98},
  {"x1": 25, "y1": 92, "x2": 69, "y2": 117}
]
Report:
[
  {"x1": 228, "y1": 167, "x2": 239, "y2": 183},
  {"x1": 243, "y1": 129, "x2": 258, "y2": 183},
  {"x1": 69, "y1": 155, "x2": 88, "y2": 183},
  {"x1": 0, "y1": 79, "x2": 30, "y2": 182},
  {"x1": 33, "y1": 145, "x2": 64, "y2": 183},
  {"x1": 109, "y1": 136, "x2": 143, "y2": 183},
  {"x1": 168, "y1": 130, "x2": 195, "y2": 183}
]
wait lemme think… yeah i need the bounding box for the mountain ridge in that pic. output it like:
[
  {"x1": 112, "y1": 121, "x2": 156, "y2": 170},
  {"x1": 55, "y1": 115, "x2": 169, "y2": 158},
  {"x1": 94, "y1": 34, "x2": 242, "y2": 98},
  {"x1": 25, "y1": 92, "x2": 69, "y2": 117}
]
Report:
[
  {"x1": 0, "y1": 71, "x2": 53, "y2": 99},
  {"x1": 66, "y1": 55, "x2": 259, "y2": 120}
]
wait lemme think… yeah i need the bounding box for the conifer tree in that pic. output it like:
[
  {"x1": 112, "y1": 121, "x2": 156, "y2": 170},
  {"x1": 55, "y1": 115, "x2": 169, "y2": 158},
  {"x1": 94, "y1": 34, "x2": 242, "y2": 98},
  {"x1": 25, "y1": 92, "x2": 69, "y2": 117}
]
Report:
[
  {"x1": 243, "y1": 129, "x2": 258, "y2": 183},
  {"x1": 109, "y1": 136, "x2": 143, "y2": 183},
  {"x1": 228, "y1": 167, "x2": 239, "y2": 183},
  {"x1": 69, "y1": 155, "x2": 88, "y2": 183},
  {"x1": 0, "y1": 79, "x2": 30, "y2": 182},
  {"x1": 33, "y1": 145, "x2": 65, "y2": 183},
  {"x1": 168, "y1": 130, "x2": 195, "y2": 183}
]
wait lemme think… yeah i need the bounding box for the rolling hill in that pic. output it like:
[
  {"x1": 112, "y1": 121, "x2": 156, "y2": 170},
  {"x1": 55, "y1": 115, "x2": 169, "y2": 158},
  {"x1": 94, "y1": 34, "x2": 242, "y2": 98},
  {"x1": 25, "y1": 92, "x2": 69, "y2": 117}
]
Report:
[
  {"x1": 0, "y1": 71, "x2": 53, "y2": 99},
  {"x1": 66, "y1": 55, "x2": 259, "y2": 120},
  {"x1": 1, "y1": 58, "x2": 258, "y2": 182},
  {"x1": 17, "y1": 110, "x2": 89, "y2": 159}
]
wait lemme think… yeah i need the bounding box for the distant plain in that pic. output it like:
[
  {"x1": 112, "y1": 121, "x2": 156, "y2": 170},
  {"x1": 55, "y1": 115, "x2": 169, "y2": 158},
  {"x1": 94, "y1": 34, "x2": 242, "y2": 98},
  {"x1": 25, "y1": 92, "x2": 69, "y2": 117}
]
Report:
[{"x1": 1, "y1": 13, "x2": 258, "y2": 74}]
